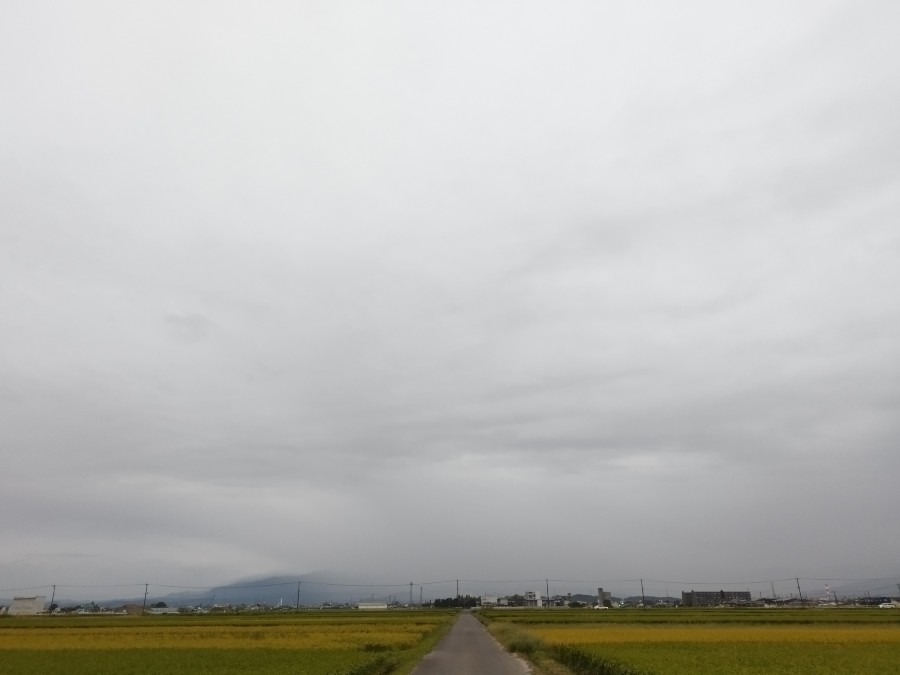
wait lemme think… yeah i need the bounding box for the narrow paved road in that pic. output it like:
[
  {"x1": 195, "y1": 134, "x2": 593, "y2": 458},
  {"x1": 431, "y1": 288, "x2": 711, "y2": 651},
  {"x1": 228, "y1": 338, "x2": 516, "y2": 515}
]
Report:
[{"x1": 411, "y1": 612, "x2": 530, "y2": 675}]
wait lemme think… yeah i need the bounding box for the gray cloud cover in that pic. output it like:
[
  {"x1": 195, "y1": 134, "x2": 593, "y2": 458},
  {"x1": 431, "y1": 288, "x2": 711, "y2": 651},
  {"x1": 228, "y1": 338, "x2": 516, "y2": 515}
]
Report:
[{"x1": 2, "y1": 1, "x2": 899, "y2": 598}]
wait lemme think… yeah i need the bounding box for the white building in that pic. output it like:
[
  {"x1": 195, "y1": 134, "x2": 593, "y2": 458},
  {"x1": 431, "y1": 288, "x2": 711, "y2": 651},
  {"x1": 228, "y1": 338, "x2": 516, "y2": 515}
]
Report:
[
  {"x1": 524, "y1": 591, "x2": 543, "y2": 608},
  {"x1": 8, "y1": 596, "x2": 46, "y2": 615},
  {"x1": 147, "y1": 606, "x2": 181, "y2": 615}
]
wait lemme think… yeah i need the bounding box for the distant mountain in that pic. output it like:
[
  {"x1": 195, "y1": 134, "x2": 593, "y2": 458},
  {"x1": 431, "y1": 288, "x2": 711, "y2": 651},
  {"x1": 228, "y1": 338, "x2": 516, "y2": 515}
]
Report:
[
  {"x1": 157, "y1": 571, "x2": 416, "y2": 608},
  {"x1": 28, "y1": 571, "x2": 435, "y2": 609},
  {"x1": 828, "y1": 577, "x2": 900, "y2": 601}
]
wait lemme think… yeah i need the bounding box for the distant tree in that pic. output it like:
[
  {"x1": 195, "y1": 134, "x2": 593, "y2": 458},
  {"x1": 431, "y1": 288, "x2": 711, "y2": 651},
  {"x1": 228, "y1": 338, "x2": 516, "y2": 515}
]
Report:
[
  {"x1": 151, "y1": 601, "x2": 167, "y2": 608},
  {"x1": 432, "y1": 595, "x2": 478, "y2": 609}
]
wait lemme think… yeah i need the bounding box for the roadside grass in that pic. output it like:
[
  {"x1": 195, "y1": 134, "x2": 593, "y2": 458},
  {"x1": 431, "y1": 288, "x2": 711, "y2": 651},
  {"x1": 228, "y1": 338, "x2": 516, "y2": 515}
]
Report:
[
  {"x1": 390, "y1": 610, "x2": 457, "y2": 675},
  {"x1": 0, "y1": 611, "x2": 456, "y2": 675},
  {"x1": 480, "y1": 608, "x2": 900, "y2": 675},
  {"x1": 482, "y1": 616, "x2": 642, "y2": 675}
]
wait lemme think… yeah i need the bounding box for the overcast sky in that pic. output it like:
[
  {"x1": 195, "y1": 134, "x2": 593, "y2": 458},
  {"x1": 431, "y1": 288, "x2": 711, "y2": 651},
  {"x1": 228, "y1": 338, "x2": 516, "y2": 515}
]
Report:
[{"x1": 2, "y1": 1, "x2": 899, "y2": 601}]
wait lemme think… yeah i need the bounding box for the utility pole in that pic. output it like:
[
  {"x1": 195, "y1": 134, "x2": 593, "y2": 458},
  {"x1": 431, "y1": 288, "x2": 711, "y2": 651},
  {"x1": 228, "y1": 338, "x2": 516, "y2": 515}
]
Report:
[
  {"x1": 409, "y1": 582, "x2": 413, "y2": 607},
  {"x1": 296, "y1": 581, "x2": 301, "y2": 612},
  {"x1": 456, "y1": 579, "x2": 459, "y2": 599},
  {"x1": 49, "y1": 585, "x2": 56, "y2": 616},
  {"x1": 795, "y1": 578, "x2": 804, "y2": 606},
  {"x1": 419, "y1": 586, "x2": 423, "y2": 607},
  {"x1": 640, "y1": 579, "x2": 646, "y2": 608},
  {"x1": 546, "y1": 579, "x2": 549, "y2": 609},
  {"x1": 142, "y1": 584, "x2": 149, "y2": 615}
]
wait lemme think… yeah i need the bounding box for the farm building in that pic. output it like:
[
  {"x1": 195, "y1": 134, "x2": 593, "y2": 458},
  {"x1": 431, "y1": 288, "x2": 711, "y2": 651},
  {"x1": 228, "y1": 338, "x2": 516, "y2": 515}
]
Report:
[
  {"x1": 8, "y1": 596, "x2": 46, "y2": 615},
  {"x1": 681, "y1": 590, "x2": 752, "y2": 607}
]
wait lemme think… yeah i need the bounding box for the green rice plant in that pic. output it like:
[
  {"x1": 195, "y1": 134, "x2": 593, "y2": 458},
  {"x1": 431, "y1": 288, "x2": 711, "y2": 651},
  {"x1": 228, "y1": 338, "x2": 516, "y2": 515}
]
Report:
[
  {"x1": 0, "y1": 648, "x2": 377, "y2": 675},
  {"x1": 580, "y1": 642, "x2": 900, "y2": 675}
]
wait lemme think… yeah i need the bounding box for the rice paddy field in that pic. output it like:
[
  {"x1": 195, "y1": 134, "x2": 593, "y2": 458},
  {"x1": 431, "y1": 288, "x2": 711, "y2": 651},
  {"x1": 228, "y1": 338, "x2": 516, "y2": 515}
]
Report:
[
  {"x1": 0, "y1": 610, "x2": 456, "y2": 675},
  {"x1": 482, "y1": 608, "x2": 900, "y2": 674}
]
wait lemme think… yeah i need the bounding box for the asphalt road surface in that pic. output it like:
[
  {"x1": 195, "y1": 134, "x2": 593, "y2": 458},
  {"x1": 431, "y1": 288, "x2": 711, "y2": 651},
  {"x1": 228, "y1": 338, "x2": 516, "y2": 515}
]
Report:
[{"x1": 411, "y1": 612, "x2": 531, "y2": 675}]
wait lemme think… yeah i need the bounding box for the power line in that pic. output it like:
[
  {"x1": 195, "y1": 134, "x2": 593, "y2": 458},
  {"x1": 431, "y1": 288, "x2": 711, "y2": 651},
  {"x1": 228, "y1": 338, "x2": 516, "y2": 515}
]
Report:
[{"x1": 5, "y1": 574, "x2": 898, "y2": 596}]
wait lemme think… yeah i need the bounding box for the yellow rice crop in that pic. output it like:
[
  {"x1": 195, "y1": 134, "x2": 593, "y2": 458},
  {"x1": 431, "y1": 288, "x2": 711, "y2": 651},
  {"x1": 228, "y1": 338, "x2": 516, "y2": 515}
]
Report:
[
  {"x1": 0, "y1": 621, "x2": 434, "y2": 650},
  {"x1": 528, "y1": 624, "x2": 900, "y2": 646}
]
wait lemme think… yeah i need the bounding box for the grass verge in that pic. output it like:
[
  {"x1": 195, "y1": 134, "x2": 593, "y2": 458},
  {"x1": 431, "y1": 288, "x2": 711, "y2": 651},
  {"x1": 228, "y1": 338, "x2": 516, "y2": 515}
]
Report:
[
  {"x1": 389, "y1": 611, "x2": 457, "y2": 675},
  {"x1": 480, "y1": 616, "x2": 647, "y2": 675}
]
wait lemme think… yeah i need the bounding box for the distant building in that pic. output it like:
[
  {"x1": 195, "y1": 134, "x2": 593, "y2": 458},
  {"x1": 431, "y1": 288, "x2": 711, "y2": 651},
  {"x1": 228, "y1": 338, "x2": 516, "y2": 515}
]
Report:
[
  {"x1": 147, "y1": 606, "x2": 181, "y2": 615},
  {"x1": 524, "y1": 591, "x2": 543, "y2": 608},
  {"x1": 357, "y1": 602, "x2": 388, "y2": 610},
  {"x1": 682, "y1": 590, "x2": 752, "y2": 607},
  {"x1": 8, "y1": 596, "x2": 46, "y2": 615},
  {"x1": 480, "y1": 595, "x2": 498, "y2": 607},
  {"x1": 597, "y1": 587, "x2": 612, "y2": 607}
]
